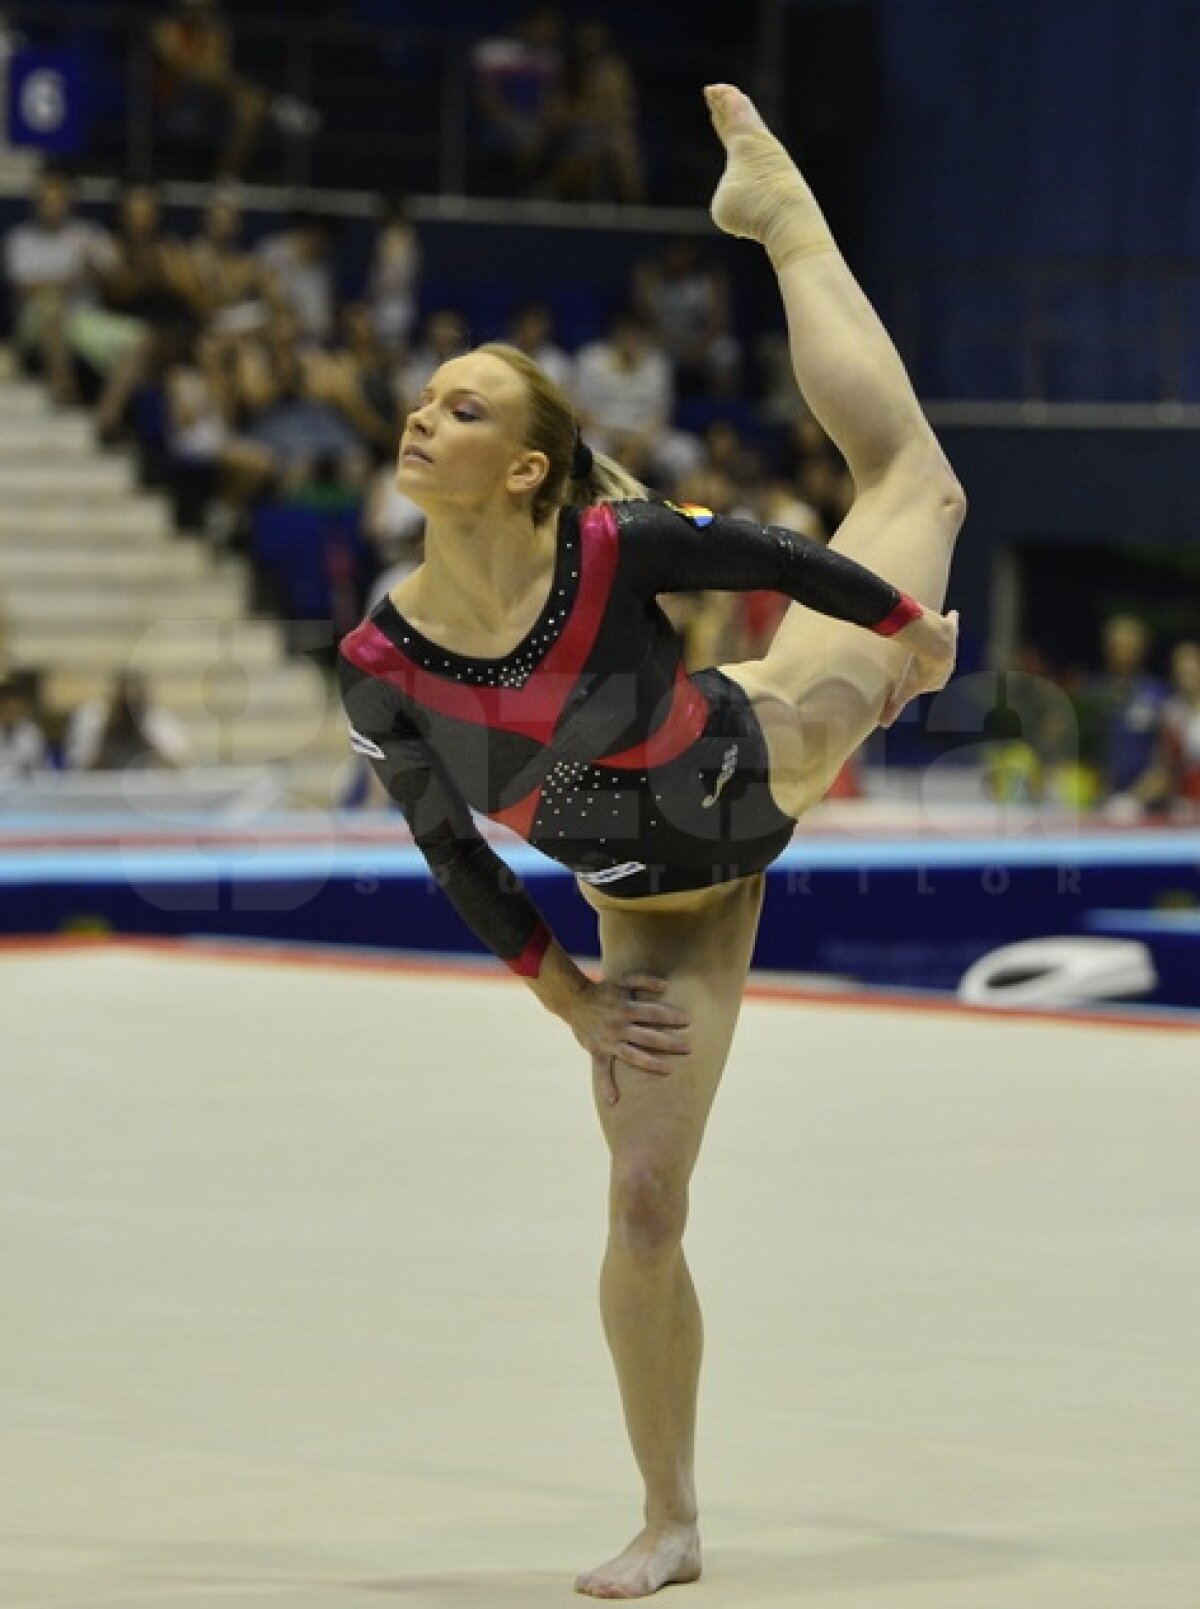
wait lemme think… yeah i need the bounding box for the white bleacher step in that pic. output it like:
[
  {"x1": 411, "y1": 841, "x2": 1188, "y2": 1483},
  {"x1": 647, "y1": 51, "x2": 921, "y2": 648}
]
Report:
[
  {"x1": 0, "y1": 542, "x2": 211, "y2": 584},
  {"x1": 0, "y1": 384, "x2": 51, "y2": 419},
  {"x1": 0, "y1": 416, "x2": 99, "y2": 456},
  {"x1": 282, "y1": 750, "x2": 362, "y2": 811},
  {"x1": 8, "y1": 575, "x2": 247, "y2": 626},
  {"x1": 9, "y1": 617, "x2": 285, "y2": 673},
  {"x1": 44, "y1": 660, "x2": 327, "y2": 721},
  {"x1": 0, "y1": 501, "x2": 173, "y2": 540},
  {"x1": 0, "y1": 458, "x2": 138, "y2": 495},
  {"x1": 183, "y1": 716, "x2": 351, "y2": 767}
]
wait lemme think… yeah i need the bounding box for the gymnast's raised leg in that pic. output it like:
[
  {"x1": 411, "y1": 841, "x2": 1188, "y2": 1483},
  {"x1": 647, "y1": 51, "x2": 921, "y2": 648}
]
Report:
[{"x1": 706, "y1": 82, "x2": 967, "y2": 815}]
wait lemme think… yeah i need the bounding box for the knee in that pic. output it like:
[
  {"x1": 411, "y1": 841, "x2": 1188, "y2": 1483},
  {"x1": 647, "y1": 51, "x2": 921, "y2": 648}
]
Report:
[
  {"x1": 936, "y1": 461, "x2": 968, "y2": 535},
  {"x1": 610, "y1": 1158, "x2": 689, "y2": 1261},
  {"x1": 876, "y1": 440, "x2": 968, "y2": 538},
  {"x1": 915, "y1": 444, "x2": 968, "y2": 536}
]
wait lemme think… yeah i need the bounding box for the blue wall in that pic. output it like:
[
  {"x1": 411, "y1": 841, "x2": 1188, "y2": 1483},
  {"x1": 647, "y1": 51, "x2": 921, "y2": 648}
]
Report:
[
  {"x1": 862, "y1": 0, "x2": 1200, "y2": 399},
  {"x1": 871, "y1": 0, "x2": 1200, "y2": 263}
]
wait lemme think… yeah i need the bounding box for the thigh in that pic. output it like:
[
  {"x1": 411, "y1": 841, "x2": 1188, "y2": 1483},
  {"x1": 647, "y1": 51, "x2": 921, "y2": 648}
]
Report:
[
  {"x1": 721, "y1": 636, "x2": 894, "y2": 819},
  {"x1": 581, "y1": 874, "x2": 765, "y2": 1181},
  {"x1": 721, "y1": 472, "x2": 964, "y2": 814}
]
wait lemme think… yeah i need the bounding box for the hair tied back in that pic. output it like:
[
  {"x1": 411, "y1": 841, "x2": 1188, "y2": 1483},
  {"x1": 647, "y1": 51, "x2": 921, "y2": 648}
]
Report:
[{"x1": 571, "y1": 428, "x2": 594, "y2": 481}]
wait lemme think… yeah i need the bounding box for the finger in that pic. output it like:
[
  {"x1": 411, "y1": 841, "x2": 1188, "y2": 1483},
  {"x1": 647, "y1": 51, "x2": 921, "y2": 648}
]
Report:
[
  {"x1": 618, "y1": 973, "x2": 669, "y2": 994},
  {"x1": 622, "y1": 1024, "x2": 692, "y2": 1055},
  {"x1": 632, "y1": 1002, "x2": 691, "y2": 1028},
  {"x1": 616, "y1": 1044, "x2": 677, "y2": 1076}
]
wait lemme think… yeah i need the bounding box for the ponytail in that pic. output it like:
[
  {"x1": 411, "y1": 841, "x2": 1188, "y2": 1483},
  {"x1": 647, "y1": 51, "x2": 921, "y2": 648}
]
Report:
[{"x1": 569, "y1": 445, "x2": 648, "y2": 508}]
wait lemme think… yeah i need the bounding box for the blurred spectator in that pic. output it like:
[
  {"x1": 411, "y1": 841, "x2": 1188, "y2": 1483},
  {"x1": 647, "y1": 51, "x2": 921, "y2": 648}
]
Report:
[
  {"x1": 633, "y1": 237, "x2": 739, "y2": 395},
  {"x1": 976, "y1": 645, "x2": 1090, "y2": 808},
  {"x1": 331, "y1": 301, "x2": 402, "y2": 457},
  {"x1": 471, "y1": 4, "x2": 562, "y2": 191},
  {"x1": 255, "y1": 210, "x2": 336, "y2": 342},
  {"x1": 163, "y1": 324, "x2": 277, "y2": 533},
  {"x1": 182, "y1": 190, "x2": 272, "y2": 320},
  {"x1": 4, "y1": 172, "x2": 141, "y2": 408},
  {"x1": 505, "y1": 300, "x2": 573, "y2": 393},
  {"x1": 1132, "y1": 641, "x2": 1200, "y2": 814},
  {"x1": 0, "y1": 678, "x2": 46, "y2": 785},
  {"x1": 102, "y1": 184, "x2": 199, "y2": 327},
  {"x1": 772, "y1": 411, "x2": 854, "y2": 535},
  {"x1": 153, "y1": 0, "x2": 264, "y2": 178},
  {"x1": 398, "y1": 309, "x2": 470, "y2": 411},
  {"x1": 573, "y1": 309, "x2": 700, "y2": 487},
  {"x1": 701, "y1": 420, "x2": 760, "y2": 499},
  {"x1": 1083, "y1": 613, "x2": 1167, "y2": 803},
  {"x1": 365, "y1": 521, "x2": 425, "y2": 614},
  {"x1": 94, "y1": 182, "x2": 201, "y2": 441},
  {"x1": 798, "y1": 448, "x2": 853, "y2": 535},
  {"x1": 151, "y1": 0, "x2": 319, "y2": 179},
  {"x1": 238, "y1": 309, "x2": 372, "y2": 494},
  {"x1": 1159, "y1": 640, "x2": 1200, "y2": 808},
  {"x1": 542, "y1": 21, "x2": 644, "y2": 203},
  {"x1": 365, "y1": 200, "x2": 421, "y2": 352},
  {"x1": 64, "y1": 670, "x2": 190, "y2": 772},
  {"x1": 751, "y1": 476, "x2": 823, "y2": 541},
  {"x1": 364, "y1": 456, "x2": 424, "y2": 580}
]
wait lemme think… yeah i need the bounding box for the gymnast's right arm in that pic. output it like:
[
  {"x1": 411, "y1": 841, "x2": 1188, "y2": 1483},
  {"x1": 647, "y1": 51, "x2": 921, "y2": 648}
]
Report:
[
  {"x1": 338, "y1": 653, "x2": 583, "y2": 1012},
  {"x1": 337, "y1": 657, "x2": 691, "y2": 1087}
]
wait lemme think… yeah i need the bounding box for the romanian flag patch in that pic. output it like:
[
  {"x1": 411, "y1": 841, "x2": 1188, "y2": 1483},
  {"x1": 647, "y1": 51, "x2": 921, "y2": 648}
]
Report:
[{"x1": 663, "y1": 500, "x2": 715, "y2": 527}]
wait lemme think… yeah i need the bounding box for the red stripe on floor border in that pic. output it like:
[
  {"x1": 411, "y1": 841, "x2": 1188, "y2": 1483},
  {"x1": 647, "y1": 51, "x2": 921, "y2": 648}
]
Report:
[{"x1": 2, "y1": 932, "x2": 1198, "y2": 1034}]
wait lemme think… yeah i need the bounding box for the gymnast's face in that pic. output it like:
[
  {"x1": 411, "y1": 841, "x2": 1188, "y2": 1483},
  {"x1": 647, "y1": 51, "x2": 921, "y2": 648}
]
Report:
[{"x1": 397, "y1": 353, "x2": 548, "y2": 514}]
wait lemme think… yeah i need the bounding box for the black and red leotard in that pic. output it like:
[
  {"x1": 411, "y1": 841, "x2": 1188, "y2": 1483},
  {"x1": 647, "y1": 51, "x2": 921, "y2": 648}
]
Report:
[{"x1": 338, "y1": 498, "x2": 920, "y2": 976}]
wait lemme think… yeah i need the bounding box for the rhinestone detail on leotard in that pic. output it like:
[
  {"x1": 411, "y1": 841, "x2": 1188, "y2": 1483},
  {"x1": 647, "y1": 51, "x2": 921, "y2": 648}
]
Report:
[{"x1": 380, "y1": 513, "x2": 580, "y2": 688}]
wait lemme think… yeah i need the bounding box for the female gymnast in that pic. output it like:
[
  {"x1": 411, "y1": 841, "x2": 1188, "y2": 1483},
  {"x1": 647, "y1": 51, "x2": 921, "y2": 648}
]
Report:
[{"x1": 339, "y1": 84, "x2": 964, "y2": 1600}]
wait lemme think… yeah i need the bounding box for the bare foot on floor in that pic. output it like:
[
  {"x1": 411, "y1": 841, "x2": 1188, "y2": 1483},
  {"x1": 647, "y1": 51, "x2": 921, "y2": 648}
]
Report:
[{"x1": 575, "y1": 1522, "x2": 701, "y2": 1599}]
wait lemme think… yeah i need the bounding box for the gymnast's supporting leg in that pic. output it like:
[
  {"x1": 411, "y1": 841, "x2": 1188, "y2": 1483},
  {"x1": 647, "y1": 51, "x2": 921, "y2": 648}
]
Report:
[
  {"x1": 706, "y1": 84, "x2": 968, "y2": 815},
  {"x1": 574, "y1": 874, "x2": 765, "y2": 1600}
]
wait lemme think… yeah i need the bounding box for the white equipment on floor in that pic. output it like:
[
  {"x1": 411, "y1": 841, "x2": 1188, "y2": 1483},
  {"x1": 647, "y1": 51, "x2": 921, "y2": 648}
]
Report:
[{"x1": 958, "y1": 936, "x2": 1157, "y2": 1008}]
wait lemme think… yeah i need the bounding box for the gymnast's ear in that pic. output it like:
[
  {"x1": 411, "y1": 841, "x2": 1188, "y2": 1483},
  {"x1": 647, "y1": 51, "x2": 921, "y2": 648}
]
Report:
[{"x1": 507, "y1": 448, "x2": 550, "y2": 498}]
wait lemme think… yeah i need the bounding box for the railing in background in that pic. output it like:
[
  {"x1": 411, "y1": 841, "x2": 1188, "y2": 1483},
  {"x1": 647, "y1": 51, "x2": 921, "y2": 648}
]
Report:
[
  {"x1": 2, "y1": 2, "x2": 742, "y2": 203},
  {"x1": 888, "y1": 259, "x2": 1200, "y2": 409},
  {"x1": 9, "y1": 5, "x2": 1200, "y2": 408}
]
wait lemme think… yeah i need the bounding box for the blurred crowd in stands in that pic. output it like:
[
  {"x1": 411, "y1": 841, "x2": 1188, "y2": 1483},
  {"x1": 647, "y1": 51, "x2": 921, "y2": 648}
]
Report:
[
  {"x1": 2, "y1": 160, "x2": 1199, "y2": 814},
  {"x1": 0, "y1": 164, "x2": 859, "y2": 680},
  {"x1": 151, "y1": 0, "x2": 647, "y2": 197},
  {"x1": 6, "y1": 0, "x2": 697, "y2": 201},
  {"x1": 981, "y1": 617, "x2": 1200, "y2": 820},
  {"x1": 0, "y1": 3, "x2": 1197, "y2": 815}
]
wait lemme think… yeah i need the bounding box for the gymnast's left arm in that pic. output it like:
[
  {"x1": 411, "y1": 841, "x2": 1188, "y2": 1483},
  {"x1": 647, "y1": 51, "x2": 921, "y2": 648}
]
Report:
[
  {"x1": 616, "y1": 498, "x2": 931, "y2": 632},
  {"x1": 616, "y1": 498, "x2": 957, "y2": 720}
]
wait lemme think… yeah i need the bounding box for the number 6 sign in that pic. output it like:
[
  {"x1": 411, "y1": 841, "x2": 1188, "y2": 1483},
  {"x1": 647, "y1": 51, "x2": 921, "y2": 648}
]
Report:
[{"x1": 8, "y1": 49, "x2": 86, "y2": 153}]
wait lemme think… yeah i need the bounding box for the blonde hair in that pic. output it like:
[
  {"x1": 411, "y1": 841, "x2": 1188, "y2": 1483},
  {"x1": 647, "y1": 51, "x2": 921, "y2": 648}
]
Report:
[{"x1": 474, "y1": 342, "x2": 647, "y2": 522}]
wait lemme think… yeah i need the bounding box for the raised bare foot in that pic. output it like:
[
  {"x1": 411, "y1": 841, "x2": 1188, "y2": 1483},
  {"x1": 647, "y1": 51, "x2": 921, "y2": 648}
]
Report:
[
  {"x1": 704, "y1": 82, "x2": 832, "y2": 267},
  {"x1": 704, "y1": 81, "x2": 768, "y2": 145},
  {"x1": 575, "y1": 1522, "x2": 701, "y2": 1599}
]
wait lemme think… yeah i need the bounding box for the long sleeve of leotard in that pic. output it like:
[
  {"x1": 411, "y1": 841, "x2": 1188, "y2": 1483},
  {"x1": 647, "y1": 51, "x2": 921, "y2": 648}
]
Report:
[
  {"x1": 616, "y1": 499, "x2": 922, "y2": 634},
  {"x1": 338, "y1": 656, "x2": 552, "y2": 977}
]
